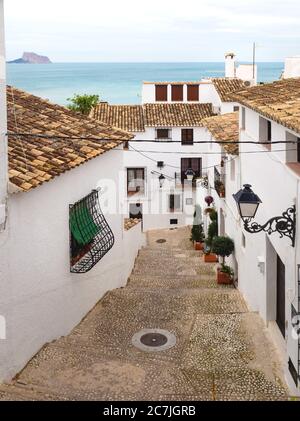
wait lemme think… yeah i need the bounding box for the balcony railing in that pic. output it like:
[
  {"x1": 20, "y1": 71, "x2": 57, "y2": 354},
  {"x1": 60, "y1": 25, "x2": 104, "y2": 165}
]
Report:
[{"x1": 214, "y1": 167, "x2": 226, "y2": 198}]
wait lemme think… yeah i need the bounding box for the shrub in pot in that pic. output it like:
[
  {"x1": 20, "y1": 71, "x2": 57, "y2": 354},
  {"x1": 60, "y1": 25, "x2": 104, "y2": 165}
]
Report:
[
  {"x1": 211, "y1": 236, "x2": 235, "y2": 284},
  {"x1": 190, "y1": 205, "x2": 204, "y2": 250},
  {"x1": 203, "y1": 221, "x2": 219, "y2": 263}
]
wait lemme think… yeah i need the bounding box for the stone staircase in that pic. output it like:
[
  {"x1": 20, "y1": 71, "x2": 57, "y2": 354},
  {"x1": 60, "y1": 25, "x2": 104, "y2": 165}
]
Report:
[{"x1": 0, "y1": 227, "x2": 288, "y2": 401}]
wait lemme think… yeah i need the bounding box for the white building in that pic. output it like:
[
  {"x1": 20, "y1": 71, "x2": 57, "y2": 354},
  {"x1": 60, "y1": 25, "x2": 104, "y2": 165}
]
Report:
[
  {"x1": 282, "y1": 56, "x2": 300, "y2": 79},
  {"x1": 0, "y1": 86, "x2": 145, "y2": 381},
  {"x1": 225, "y1": 52, "x2": 257, "y2": 86},
  {"x1": 91, "y1": 77, "x2": 246, "y2": 231},
  {"x1": 0, "y1": 0, "x2": 7, "y2": 232},
  {"x1": 200, "y1": 78, "x2": 300, "y2": 396}
]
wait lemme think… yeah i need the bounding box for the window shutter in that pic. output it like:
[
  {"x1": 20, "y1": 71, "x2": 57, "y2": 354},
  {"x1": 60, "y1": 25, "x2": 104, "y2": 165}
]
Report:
[
  {"x1": 155, "y1": 85, "x2": 168, "y2": 101},
  {"x1": 187, "y1": 85, "x2": 199, "y2": 101},
  {"x1": 171, "y1": 85, "x2": 183, "y2": 101}
]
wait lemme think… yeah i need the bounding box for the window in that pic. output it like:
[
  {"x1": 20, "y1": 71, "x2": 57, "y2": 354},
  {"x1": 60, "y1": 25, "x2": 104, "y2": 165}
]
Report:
[
  {"x1": 123, "y1": 141, "x2": 129, "y2": 150},
  {"x1": 186, "y1": 198, "x2": 193, "y2": 205},
  {"x1": 259, "y1": 117, "x2": 272, "y2": 147},
  {"x1": 181, "y1": 158, "x2": 202, "y2": 183},
  {"x1": 169, "y1": 194, "x2": 181, "y2": 212},
  {"x1": 171, "y1": 85, "x2": 183, "y2": 101},
  {"x1": 155, "y1": 85, "x2": 168, "y2": 101},
  {"x1": 170, "y1": 219, "x2": 178, "y2": 225},
  {"x1": 157, "y1": 161, "x2": 164, "y2": 168},
  {"x1": 127, "y1": 168, "x2": 145, "y2": 195},
  {"x1": 241, "y1": 107, "x2": 246, "y2": 130},
  {"x1": 156, "y1": 128, "x2": 171, "y2": 140},
  {"x1": 187, "y1": 85, "x2": 199, "y2": 101},
  {"x1": 181, "y1": 129, "x2": 194, "y2": 145},
  {"x1": 69, "y1": 190, "x2": 114, "y2": 274},
  {"x1": 233, "y1": 106, "x2": 239, "y2": 112}
]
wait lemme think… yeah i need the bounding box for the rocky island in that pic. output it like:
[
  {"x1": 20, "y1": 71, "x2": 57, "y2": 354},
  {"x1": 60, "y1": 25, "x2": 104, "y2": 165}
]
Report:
[{"x1": 8, "y1": 52, "x2": 52, "y2": 64}]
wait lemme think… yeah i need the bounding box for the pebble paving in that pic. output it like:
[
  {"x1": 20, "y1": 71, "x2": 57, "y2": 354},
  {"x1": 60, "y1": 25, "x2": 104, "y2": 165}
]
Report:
[{"x1": 0, "y1": 226, "x2": 288, "y2": 401}]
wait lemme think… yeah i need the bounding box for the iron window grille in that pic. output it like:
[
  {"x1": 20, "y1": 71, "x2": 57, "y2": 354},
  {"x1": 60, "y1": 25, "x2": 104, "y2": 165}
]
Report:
[{"x1": 69, "y1": 190, "x2": 114, "y2": 274}]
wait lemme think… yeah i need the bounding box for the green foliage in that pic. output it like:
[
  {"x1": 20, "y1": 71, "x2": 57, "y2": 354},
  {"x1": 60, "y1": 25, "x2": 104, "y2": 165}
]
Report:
[
  {"x1": 209, "y1": 209, "x2": 218, "y2": 222},
  {"x1": 220, "y1": 264, "x2": 234, "y2": 277},
  {"x1": 191, "y1": 223, "x2": 205, "y2": 243},
  {"x1": 67, "y1": 94, "x2": 100, "y2": 115},
  {"x1": 212, "y1": 236, "x2": 235, "y2": 264},
  {"x1": 208, "y1": 220, "x2": 218, "y2": 240}
]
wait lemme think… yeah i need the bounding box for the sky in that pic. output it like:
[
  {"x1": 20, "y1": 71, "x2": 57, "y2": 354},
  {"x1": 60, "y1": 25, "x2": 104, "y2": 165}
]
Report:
[{"x1": 4, "y1": 0, "x2": 300, "y2": 62}]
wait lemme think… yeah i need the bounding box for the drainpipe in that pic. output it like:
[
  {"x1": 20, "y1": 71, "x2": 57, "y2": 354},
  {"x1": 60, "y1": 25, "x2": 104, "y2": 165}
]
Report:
[{"x1": 0, "y1": 0, "x2": 7, "y2": 231}]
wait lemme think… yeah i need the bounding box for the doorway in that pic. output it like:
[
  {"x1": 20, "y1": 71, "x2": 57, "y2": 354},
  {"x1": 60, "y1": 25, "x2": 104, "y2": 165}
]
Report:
[
  {"x1": 276, "y1": 255, "x2": 286, "y2": 338},
  {"x1": 181, "y1": 158, "x2": 202, "y2": 183}
]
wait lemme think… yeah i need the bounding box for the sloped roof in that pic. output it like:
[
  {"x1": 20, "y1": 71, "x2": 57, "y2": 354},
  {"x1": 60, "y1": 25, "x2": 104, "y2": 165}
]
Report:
[
  {"x1": 91, "y1": 102, "x2": 145, "y2": 132},
  {"x1": 202, "y1": 112, "x2": 239, "y2": 155},
  {"x1": 7, "y1": 86, "x2": 132, "y2": 192},
  {"x1": 144, "y1": 103, "x2": 214, "y2": 127},
  {"x1": 230, "y1": 77, "x2": 300, "y2": 135},
  {"x1": 212, "y1": 78, "x2": 246, "y2": 102}
]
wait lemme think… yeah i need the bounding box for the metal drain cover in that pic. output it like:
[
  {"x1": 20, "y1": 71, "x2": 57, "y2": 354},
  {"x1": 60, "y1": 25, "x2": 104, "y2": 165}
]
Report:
[
  {"x1": 132, "y1": 329, "x2": 176, "y2": 352},
  {"x1": 156, "y1": 239, "x2": 166, "y2": 244}
]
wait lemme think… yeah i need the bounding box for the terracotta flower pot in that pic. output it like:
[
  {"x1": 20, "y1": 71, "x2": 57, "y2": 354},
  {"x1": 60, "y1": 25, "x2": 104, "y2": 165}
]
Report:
[
  {"x1": 217, "y1": 269, "x2": 233, "y2": 285},
  {"x1": 194, "y1": 242, "x2": 204, "y2": 251},
  {"x1": 204, "y1": 253, "x2": 218, "y2": 263}
]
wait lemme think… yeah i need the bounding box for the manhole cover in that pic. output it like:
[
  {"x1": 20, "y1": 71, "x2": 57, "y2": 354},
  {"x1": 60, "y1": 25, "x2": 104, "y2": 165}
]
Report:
[
  {"x1": 140, "y1": 332, "x2": 168, "y2": 347},
  {"x1": 132, "y1": 329, "x2": 176, "y2": 352},
  {"x1": 156, "y1": 239, "x2": 166, "y2": 244}
]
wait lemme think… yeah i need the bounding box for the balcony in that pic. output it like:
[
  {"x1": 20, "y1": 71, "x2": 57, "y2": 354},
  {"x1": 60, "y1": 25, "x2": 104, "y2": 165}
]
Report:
[{"x1": 214, "y1": 167, "x2": 226, "y2": 198}]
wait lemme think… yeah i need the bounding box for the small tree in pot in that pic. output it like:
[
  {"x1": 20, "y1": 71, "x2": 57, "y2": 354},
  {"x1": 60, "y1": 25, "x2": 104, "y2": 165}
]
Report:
[
  {"x1": 203, "y1": 220, "x2": 219, "y2": 263},
  {"x1": 211, "y1": 236, "x2": 235, "y2": 284},
  {"x1": 190, "y1": 205, "x2": 205, "y2": 250}
]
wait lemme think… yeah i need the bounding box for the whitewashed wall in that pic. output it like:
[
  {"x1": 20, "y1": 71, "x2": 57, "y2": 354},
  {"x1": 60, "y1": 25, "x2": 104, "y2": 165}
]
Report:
[
  {"x1": 0, "y1": 147, "x2": 144, "y2": 381},
  {"x1": 124, "y1": 127, "x2": 208, "y2": 230},
  {"x1": 0, "y1": 0, "x2": 7, "y2": 223},
  {"x1": 237, "y1": 106, "x2": 300, "y2": 396}
]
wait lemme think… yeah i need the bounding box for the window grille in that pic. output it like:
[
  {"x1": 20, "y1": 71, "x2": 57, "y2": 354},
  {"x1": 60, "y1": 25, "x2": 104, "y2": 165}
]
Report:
[{"x1": 69, "y1": 190, "x2": 114, "y2": 274}]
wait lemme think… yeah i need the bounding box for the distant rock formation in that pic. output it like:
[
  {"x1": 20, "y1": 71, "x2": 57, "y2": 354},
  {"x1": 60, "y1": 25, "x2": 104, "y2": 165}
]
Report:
[{"x1": 8, "y1": 52, "x2": 52, "y2": 64}]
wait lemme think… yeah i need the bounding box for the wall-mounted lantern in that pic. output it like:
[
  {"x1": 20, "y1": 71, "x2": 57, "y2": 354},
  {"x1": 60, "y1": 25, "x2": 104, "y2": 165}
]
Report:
[
  {"x1": 185, "y1": 168, "x2": 196, "y2": 181},
  {"x1": 233, "y1": 184, "x2": 296, "y2": 247},
  {"x1": 159, "y1": 174, "x2": 165, "y2": 189}
]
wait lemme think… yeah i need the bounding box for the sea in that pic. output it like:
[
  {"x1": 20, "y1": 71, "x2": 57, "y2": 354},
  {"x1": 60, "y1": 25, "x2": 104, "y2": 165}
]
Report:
[{"x1": 7, "y1": 62, "x2": 284, "y2": 106}]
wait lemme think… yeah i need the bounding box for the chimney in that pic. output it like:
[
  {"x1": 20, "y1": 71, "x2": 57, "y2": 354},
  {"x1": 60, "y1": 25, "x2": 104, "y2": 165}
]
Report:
[
  {"x1": 225, "y1": 52, "x2": 236, "y2": 78},
  {"x1": 0, "y1": 0, "x2": 7, "y2": 229}
]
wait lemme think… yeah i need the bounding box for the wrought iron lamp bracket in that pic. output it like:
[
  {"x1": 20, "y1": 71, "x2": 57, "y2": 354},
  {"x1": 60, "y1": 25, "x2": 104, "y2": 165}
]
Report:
[{"x1": 243, "y1": 205, "x2": 296, "y2": 247}]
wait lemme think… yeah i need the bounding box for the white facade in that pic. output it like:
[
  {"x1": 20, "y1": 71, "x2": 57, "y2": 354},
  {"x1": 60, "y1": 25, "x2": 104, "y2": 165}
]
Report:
[
  {"x1": 282, "y1": 56, "x2": 300, "y2": 79},
  {"x1": 124, "y1": 127, "x2": 207, "y2": 231},
  {"x1": 0, "y1": 148, "x2": 145, "y2": 381},
  {"x1": 199, "y1": 108, "x2": 300, "y2": 396},
  {"x1": 0, "y1": 0, "x2": 7, "y2": 228}
]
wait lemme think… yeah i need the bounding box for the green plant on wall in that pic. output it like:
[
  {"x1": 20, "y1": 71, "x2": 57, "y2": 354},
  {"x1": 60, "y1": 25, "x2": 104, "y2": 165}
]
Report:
[{"x1": 67, "y1": 94, "x2": 100, "y2": 115}]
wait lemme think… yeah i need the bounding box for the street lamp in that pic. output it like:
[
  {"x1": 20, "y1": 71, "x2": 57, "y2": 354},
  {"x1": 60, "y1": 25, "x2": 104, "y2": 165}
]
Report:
[
  {"x1": 158, "y1": 174, "x2": 165, "y2": 188},
  {"x1": 233, "y1": 184, "x2": 296, "y2": 247},
  {"x1": 185, "y1": 168, "x2": 195, "y2": 181}
]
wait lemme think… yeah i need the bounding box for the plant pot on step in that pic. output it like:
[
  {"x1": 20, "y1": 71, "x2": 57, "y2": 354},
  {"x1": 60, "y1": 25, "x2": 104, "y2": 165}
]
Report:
[
  {"x1": 217, "y1": 268, "x2": 233, "y2": 285},
  {"x1": 194, "y1": 241, "x2": 204, "y2": 251},
  {"x1": 204, "y1": 253, "x2": 218, "y2": 263}
]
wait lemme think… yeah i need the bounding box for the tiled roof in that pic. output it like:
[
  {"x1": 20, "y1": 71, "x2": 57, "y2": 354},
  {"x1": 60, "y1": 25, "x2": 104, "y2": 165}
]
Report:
[
  {"x1": 212, "y1": 78, "x2": 246, "y2": 102},
  {"x1": 91, "y1": 102, "x2": 145, "y2": 132},
  {"x1": 230, "y1": 77, "x2": 300, "y2": 135},
  {"x1": 7, "y1": 86, "x2": 132, "y2": 192},
  {"x1": 202, "y1": 112, "x2": 239, "y2": 155},
  {"x1": 144, "y1": 103, "x2": 214, "y2": 127},
  {"x1": 143, "y1": 81, "x2": 206, "y2": 85}
]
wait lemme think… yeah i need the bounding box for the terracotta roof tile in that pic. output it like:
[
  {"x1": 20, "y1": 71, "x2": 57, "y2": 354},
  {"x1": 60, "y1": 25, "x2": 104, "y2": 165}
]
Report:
[
  {"x1": 202, "y1": 112, "x2": 239, "y2": 155},
  {"x1": 7, "y1": 86, "x2": 133, "y2": 192},
  {"x1": 144, "y1": 103, "x2": 214, "y2": 127},
  {"x1": 230, "y1": 77, "x2": 300, "y2": 135},
  {"x1": 91, "y1": 103, "x2": 145, "y2": 132},
  {"x1": 124, "y1": 218, "x2": 141, "y2": 231},
  {"x1": 212, "y1": 78, "x2": 246, "y2": 102}
]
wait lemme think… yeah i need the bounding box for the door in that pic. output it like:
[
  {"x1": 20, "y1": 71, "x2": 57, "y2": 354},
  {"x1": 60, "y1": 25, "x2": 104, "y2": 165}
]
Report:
[
  {"x1": 276, "y1": 255, "x2": 286, "y2": 338},
  {"x1": 181, "y1": 158, "x2": 202, "y2": 183},
  {"x1": 129, "y1": 203, "x2": 143, "y2": 220}
]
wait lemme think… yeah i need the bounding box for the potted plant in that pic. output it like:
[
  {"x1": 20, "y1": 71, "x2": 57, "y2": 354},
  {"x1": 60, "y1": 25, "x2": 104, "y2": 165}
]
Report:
[
  {"x1": 190, "y1": 205, "x2": 204, "y2": 250},
  {"x1": 211, "y1": 236, "x2": 235, "y2": 284},
  {"x1": 203, "y1": 220, "x2": 219, "y2": 263}
]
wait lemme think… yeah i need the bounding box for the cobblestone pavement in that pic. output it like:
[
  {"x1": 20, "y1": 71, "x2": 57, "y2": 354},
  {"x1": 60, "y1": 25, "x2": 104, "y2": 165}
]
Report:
[{"x1": 0, "y1": 227, "x2": 288, "y2": 401}]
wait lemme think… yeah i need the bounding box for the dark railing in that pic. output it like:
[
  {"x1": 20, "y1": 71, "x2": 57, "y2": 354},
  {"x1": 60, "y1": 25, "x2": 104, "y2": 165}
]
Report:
[{"x1": 214, "y1": 167, "x2": 226, "y2": 198}]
